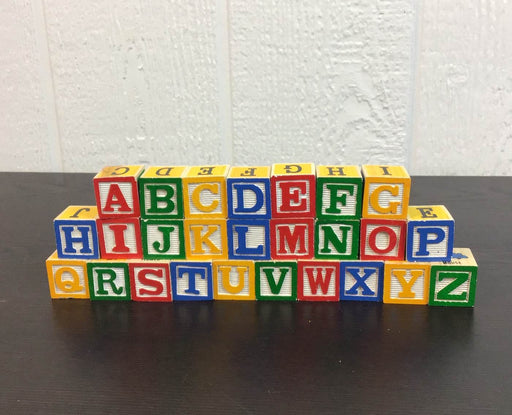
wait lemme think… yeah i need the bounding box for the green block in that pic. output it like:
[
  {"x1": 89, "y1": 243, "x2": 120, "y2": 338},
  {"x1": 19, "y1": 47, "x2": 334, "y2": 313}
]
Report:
[
  {"x1": 314, "y1": 219, "x2": 360, "y2": 260},
  {"x1": 141, "y1": 219, "x2": 185, "y2": 260},
  {"x1": 87, "y1": 262, "x2": 130, "y2": 301},
  {"x1": 255, "y1": 261, "x2": 297, "y2": 301}
]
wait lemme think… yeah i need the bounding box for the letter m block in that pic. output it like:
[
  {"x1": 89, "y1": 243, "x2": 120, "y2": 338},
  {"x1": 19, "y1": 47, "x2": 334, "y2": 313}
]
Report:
[
  {"x1": 46, "y1": 251, "x2": 89, "y2": 299},
  {"x1": 298, "y1": 261, "x2": 340, "y2": 302},
  {"x1": 270, "y1": 218, "x2": 314, "y2": 260}
]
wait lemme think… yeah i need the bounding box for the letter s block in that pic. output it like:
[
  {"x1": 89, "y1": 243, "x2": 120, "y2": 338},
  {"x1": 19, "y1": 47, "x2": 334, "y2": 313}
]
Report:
[
  {"x1": 129, "y1": 261, "x2": 172, "y2": 302},
  {"x1": 46, "y1": 251, "x2": 89, "y2": 299},
  {"x1": 227, "y1": 166, "x2": 271, "y2": 219}
]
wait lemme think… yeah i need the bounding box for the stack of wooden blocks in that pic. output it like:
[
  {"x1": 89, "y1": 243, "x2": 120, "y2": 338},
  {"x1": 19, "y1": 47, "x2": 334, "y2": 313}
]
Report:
[{"x1": 46, "y1": 164, "x2": 478, "y2": 306}]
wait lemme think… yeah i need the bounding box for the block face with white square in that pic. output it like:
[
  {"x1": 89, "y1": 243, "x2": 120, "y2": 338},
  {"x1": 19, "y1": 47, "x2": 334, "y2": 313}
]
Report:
[
  {"x1": 87, "y1": 261, "x2": 131, "y2": 301},
  {"x1": 297, "y1": 261, "x2": 340, "y2": 302},
  {"x1": 93, "y1": 165, "x2": 144, "y2": 219},
  {"x1": 340, "y1": 261, "x2": 384, "y2": 302},
  {"x1": 46, "y1": 251, "x2": 89, "y2": 299},
  {"x1": 227, "y1": 166, "x2": 271, "y2": 219},
  {"x1": 360, "y1": 218, "x2": 406, "y2": 261},
  {"x1": 361, "y1": 165, "x2": 411, "y2": 219},
  {"x1": 316, "y1": 165, "x2": 363, "y2": 219},
  {"x1": 271, "y1": 163, "x2": 316, "y2": 218},
  {"x1": 184, "y1": 219, "x2": 228, "y2": 260},
  {"x1": 429, "y1": 248, "x2": 478, "y2": 307},
  {"x1": 407, "y1": 205, "x2": 455, "y2": 262},
  {"x1": 315, "y1": 219, "x2": 360, "y2": 260},
  {"x1": 170, "y1": 261, "x2": 213, "y2": 301},
  {"x1": 213, "y1": 260, "x2": 255, "y2": 300},
  {"x1": 54, "y1": 205, "x2": 100, "y2": 259},
  {"x1": 255, "y1": 261, "x2": 297, "y2": 301},
  {"x1": 129, "y1": 261, "x2": 172, "y2": 302},
  {"x1": 227, "y1": 219, "x2": 270, "y2": 260},
  {"x1": 270, "y1": 218, "x2": 315, "y2": 260},
  {"x1": 384, "y1": 262, "x2": 430, "y2": 305},
  {"x1": 97, "y1": 218, "x2": 143, "y2": 259},
  {"x1": 141, "y1": 219, "x2": 185, "y2": 260}
]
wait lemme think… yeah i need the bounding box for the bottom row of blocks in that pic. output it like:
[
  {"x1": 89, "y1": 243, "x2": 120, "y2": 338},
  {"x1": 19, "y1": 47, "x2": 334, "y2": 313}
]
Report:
[{"x1": 46, "y1": 248, "x2": 477, "y2": 307}]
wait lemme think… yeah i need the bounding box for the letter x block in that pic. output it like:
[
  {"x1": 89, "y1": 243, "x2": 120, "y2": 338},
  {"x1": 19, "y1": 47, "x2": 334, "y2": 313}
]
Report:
[
  {"x1": 255, "y1": 261, "x2": 297, "y2": 301},
  {"x1": 212, "y1": 260, "x2": 255, "y2": 300},
  {"x1": 141, "y1": 219, "x2": 185, "y2": 260},
  {"x1": 129, "y1": 261, "x2": 172, "y2": 302},
  {"x1": 97, "y1": 217, "x2": 143, "y2": 259},
  {"x1": 270, "y1": 218, "x2": 315, "y2": 260},
  {"x1": 227, "y1": 219, "x2": 270, "y2": 260},
  {"x1": 429, "y1": 248, "x2": 478, "y2": 307},
  {"x1": 360, "y1": 218, "x2": 406, "y2": 261},
  {"x1": 227, "y1": 166, "x2": 271, "y2": 219},
  {"x1": 298, "y1": 260, "x2": 340, "y2": 301},
  {"x1": 383, "y1": 261, "x2": 430, "y2": 305},
  {"x1": 46, "y1": 251, "x2": 89, "y2": 299},
  {"x1": 340, "y1": 261, "x2": 384, "y2": 302},
  {"x1": 87, "y1": 260, "x2": 131, "y2": 301},
  {"x1": 170, "y1": 261, "x2": 213, "y2": 301},
  {"x1": 315, "y1": 219, "x2": 360, "y2": 260}
]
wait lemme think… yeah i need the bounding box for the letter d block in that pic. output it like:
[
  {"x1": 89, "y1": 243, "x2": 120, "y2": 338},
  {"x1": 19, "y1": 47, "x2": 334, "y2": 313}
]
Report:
[
  {"x1": 213, "y1": 260, "x2": 255, "y2": 300},
  {"x1": 227, "y1": 166, "x2": 271, "y2": 219},
  {"x1": 46, "y1": 251, "x2": 89, "y2": 299},
  {"x1": 360, "y1": 218, "x2": 406, "y2": 261},
  {"x1": 87, "y1": 261, "x2": 130, "y2": 301},
  {"x1": 384, "y1": 262, "x2": 430, "y2": 305},
  {"x1": 298, "y1": 261, "x2": 340, "y2": 302},
  {"x1": 255, "y1": 261, "x2": 297, "y2": 301},
  {"x1": 129, "y1": 261, "x2": 172, "y2": 302},
  {"x1": 97, "y1": 217, "x2": 143, "y2": 259},
  {"x1": 170, "y1": 261, "x2": 213, "y2": 301},
  {"x1": 340, "y1": 261, "x2": 384, "y2": 302}
]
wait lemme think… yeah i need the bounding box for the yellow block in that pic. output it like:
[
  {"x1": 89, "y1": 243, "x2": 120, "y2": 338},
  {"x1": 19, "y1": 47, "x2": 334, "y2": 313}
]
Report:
[
  {"x1": 183, "y1": 166, "x2": 229, "y2": 218},
  {"x1": 407, "y1": 205, "x2": 453, "y2": 221},
  {"x1": 46, "y1": 251, "x2": 90, "y2": 299},
  {"x1": 272, "y1": 163, "x2": 315, "y2": 175},
  {"x1": 184, "y1": 219, "x2": 228, "y2": 260},
  {"x1": 55, "y1": 205, "x2": 98, "y2": 220},
  {"x1": 186, "y1": 165, "x2": 230, "y2": 177},
  {"x1": 383, "y1": 261, "x2": 430, "y2": 305},
  {"x1": 213, "y1": 260, "x2": 255, "y2": 300},
  {"x1": 228, "y1": 166, "x2": 270, "y2": 178},
  {"x1": 94, "y1": 165, "x2": 144, "y2": 179},
  {"x1": 316, "y1": 165, "x2": 361, "y2": 178},
  {"x1": 362, "y1": 165, "x2": 409, "y2": 178},
  {"x1": 140, "y1": 166, "x2": 187, "y2": 179}
]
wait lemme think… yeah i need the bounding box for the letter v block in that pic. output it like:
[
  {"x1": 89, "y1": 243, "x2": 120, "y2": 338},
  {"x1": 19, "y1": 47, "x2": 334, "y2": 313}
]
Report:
[
  {"x1": 340, "y1": 261, "x2": 384, "y2": 302},
  {"x1": 227, "y1": 166, "x2": 271, "y2": 219},
  {"x1": 227, "y1": 219, "x2": 270, "y2": 260},
  {"x1": 97, "y1": 217, "x2": 143, "y2": 259},
  {"x1": 170, "y1": 261, "x2": 213, "y2": 301},
  {"x1": 87, "y1": 260, "x2": 131, "y2": 300},
  {"x1": 384, "y1": 262, "x2": 430, "y2": 305},
  {"x1": 141, "y1": 219, "x2": 185, "y2": 259},
  {"x1": 129, "y1": 261, "x2": 172, "y2": 302},
  {"x1": 46, "y1": 251, "x2": 89, "y2": 299},
  {"x1": 213, "y1": 260, "x2": 255, "y2": 300},
  {"x1": 255, "y1": 261, "x2": 297, "y2": 301},
  {"x1": 298, "y1": 261, "x2": 340, "y2": 302},
  {"x1": 270, "y1": 218, "x2": 314, "y2": 260}
]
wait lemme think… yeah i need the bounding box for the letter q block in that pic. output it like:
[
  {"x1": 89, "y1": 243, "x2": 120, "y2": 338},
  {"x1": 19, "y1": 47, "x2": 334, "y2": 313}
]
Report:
[{"x1": 46, "y1": 251, "x2": 89, "y2": 299}]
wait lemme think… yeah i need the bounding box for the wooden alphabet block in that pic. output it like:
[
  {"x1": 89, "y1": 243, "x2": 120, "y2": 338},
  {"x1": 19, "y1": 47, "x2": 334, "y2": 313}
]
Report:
[
  {"x1": 361, "y1": 165, "x2": 411, "y2": 219},
  {"x1": 129, "y1": 260, "x2": 172, "y2": 302},
  {"x1": 406, "y1": 205, "x2": 454, "y2": 262},
  {"x1": 170, "y1": 261, "x2": 213, "y2": 301},
  {"x1": 184, "y1": 219, "x2": 228, "y2": 260},
  {"x1": 255, "y1": 261, "x2": 297, "y2": 301},
  {"x1": 212, "y1": 260, "x2": 255, "y2": 300},
  {"x1": 270, "y1": 218, "x2": 315, "y2": 260},
  {"x1": 314, "y1": 219, "x2": 360, "y2": 260},
  {"x1": 54, "y1": 205, "x2": 100, "y2": 259},
  {"x1": 141, "y1": 219, "x2": 185, "y2": 260},
  {"x1": 297, "y1": 260, "x2": 340, "y2": 301},
  {"x1": 87, "y1": 260, "x2": 131, "y2": 300},
  {"x1": 340, "y1": 261, "x2": 384, "y2": 302},
  {"x1": 383, "y1": 261, "x2": 430, "y2": 305},
  {"x1": 46, "y1": 251, "x2": 89, "y2": 299},
  {"x1": 94, "y1": 165, "x2": 144, "y2": 218},
  {"x1": 316, "y1": 165, "x2": 363, "y2": 219},
  {"x1": 227, "y1": 166, "x2": 271, "y2": 219},
  {"x1": 97, "y1": 217, "x2": 143, "y2": 259},
  {"x1": 429, "y1": 248, "x2": 477, "y2": 307},
  {"x1": 271, "y1": 163, "x2": 316, "y2": 218},
  {"x1": 360, "y1": 218, "x2": 406, "y2": 261},
  {"x1": 227, "y1": 219, "x2": 270, "y2": 260}
]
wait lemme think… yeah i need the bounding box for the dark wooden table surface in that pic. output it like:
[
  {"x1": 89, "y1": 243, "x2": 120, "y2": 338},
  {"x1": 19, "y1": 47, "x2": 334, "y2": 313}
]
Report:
[{"x1": 1, "y1": 173, "x2": 511, "y2": 414}]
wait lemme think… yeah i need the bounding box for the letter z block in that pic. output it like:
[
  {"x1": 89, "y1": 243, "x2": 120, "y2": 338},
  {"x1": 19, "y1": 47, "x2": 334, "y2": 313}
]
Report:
[
  {"x1": 141, "y1": 219, "x2": 185, "y2": 259},
  {"x1": 384, "y1": 261, "x2": 430, "y2": 305},
  {"x1": 129, "y1": 261, "x2": 172, "y2": 302},
  {"x1": 360, "y1": 218, "x2": 406, "y2": 261},
  {"x1": 255, "y1": 261, "x2": 297, "y2": 301},
  {"x1": 213, "y1": 260, "x2": 255, "y2": 300},
  {"x1": 227, "y1": 166, "x2": 271, "y2": 219},
  {"x1": 270, "y1": 218, "x2": 314, "y2": 260},
  {"x1": 170, "y1": 261, "x2": 213, "y2": 301},
  {"x1": 185, "y1": 219, "x2": 228, "y2": 260},
  {"x1": 87, "y1": 260, "x2": 131, "y2": 301},
  {"x1": 46, "y1": 251, "x2": 89, "y2": 299},
  {"x1": 97, "y1": 217, "x2": 143, "y2": 259},
  {"x1": 340, "y1": 261, "x2": 384, "y2": 302},
  {"x1": 227, "y1": 219, "x2": 270, "y2": 260},
  {"x1": 298, "y1": 260, "x2": 340, "y2": 301},
  {"x1": 315, "y1": 219, "x2": 360, "y2": 260}
]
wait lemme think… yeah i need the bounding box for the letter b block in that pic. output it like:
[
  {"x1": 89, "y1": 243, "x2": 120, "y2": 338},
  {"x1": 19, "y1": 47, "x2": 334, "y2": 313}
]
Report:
[
  {"x1": 46, "y1": 251, "x2": 89, "y2": 299},
  {"x1": 227, "y1": 166, "x2": 271, "y2": 219}
]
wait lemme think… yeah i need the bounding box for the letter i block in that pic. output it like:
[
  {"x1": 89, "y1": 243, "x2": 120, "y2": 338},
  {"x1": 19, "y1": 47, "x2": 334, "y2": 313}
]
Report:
[
  {"x1": 54, "y1": 205, "x2": 100, "y2": 259},
  {"x1": 138, "y1": 166, "x2": 186, "y2": 219},
  {"x1": 255, "y1": 261, "x2": 297, "y2": 301},
  {"x1": 185, "y1": 219, "x2": 228, "y2": 260},
  {"x1": 270, "y1": 218, "x2": 315, "y2": 260},
  {"x1": 227, "y1": 219, "x2": 270, "y2": 260},
  {"x1": 87, "y1": 260, "x2": 131, "y2": 301},
  {"x1": 170, "y1": 261, "x2": 213, "y2": 301},
  {"x1": 97, "y1": 217, "x2": 143, "y2": 259},
  {"x1": 429, "y1": 248, "x2": 478, "y2": 307},
  {"x1": 183, "y1": 165, "x2": 229, "y2": 218},
  {"x1": 94, "y1": 165, "x2": 144, "y2": 218},
  {"x1": 383, "y1": 262, "x2": 430, "y2": 305},
  {"x1": 406, "y1": 205, "x2": 454, "y2": 262},
  {"x1": 361, "y1": 165, "x2": 411, "y2": 219},
  {"x1": 129, "y1": 261, "x2": 172, "y2": 302},
  {"x1": 271, "y1": 163, "x2": 316, "y2": 218},
  {"x1": 227, "y1": 166, "x2": 271, "y2": 219},
  {"x1": 141, "y1": 219, "x2": 185, "y2": 259},
  {"x1": 360, "y1": 218, "x2": 406, "y2": 261},
  {"x1": 46, "y1": 251, "x2": 89, "y2": 299},
  {"x1": 315, "y1": 219, "x2": 360, "y2": 260},
  {"x1": 316, "y1": 165, "x2": 363, "y2": 219},
  {"x1": 212, "y1": 260, "x2": 255, "y2": 300},
  {"x1": 298, "y1": 261, "x2": 340, "y2": 302},
  {"x1": 340, "y1": 261, "x2": 384, "y2": 302}
]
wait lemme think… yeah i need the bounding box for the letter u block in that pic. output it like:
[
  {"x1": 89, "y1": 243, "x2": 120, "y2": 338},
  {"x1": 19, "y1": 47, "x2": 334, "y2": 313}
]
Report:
[
  {"x1": 170, "y1": 261, "x2": 213, "y2": 301},
  {"x1": 184, "y1": 219, "x2": 228, "y2": 260},
  {"x1": 213, "y1": 260, "x2": 255, "y2": 300},
  {"x1": 255, "y1": 261, "x2": 297, "y2": 301},
  {"x1": 271, "y1": 163, "x2": 316, "y2": 218},
  {"x1": 298, "y1": 260, "x2": 340, "y2": 301},
  {"x1": 141, "y1": 219, "x2": 185, "y2": 259},
  {"x1": 361, "y1": 165, "x2": 411, "y2": 219},
  {"x1": 270, "y1": 218, "x2": 314, "y2": 260},
  {"x1": 340, "y1": 261, "x2": 384, "y2": 302},
  {"x1": 314, "y1": 219, "x2": 360, "y2": 260},
  {"x1": 227, "y1": 166, "x2": 271, "y2": 219},
  {"x1": 46, "y1": 251, "x2": 89, "y2": 299},
  {"x1": 129, "y1": 261, "x2": 172, "y2": 302},
  {"x1": 227, "y1": 219, "x2": 270, "y2": 260},
  {"x1": 97, "y1": 217, "x2": 143, "y2": 259},
  {"x1": 383, "y1": 261, "x2": 430, "y2": 305},
  {"x1": 360, "y1": 218, "x2": 406, "y2": 261},
  {"x1": 93, "y1": 165, "x2": 144, "y2": 218},
  {"x1": 87, "y1": 260, "x2": 131, "y2": 300}
]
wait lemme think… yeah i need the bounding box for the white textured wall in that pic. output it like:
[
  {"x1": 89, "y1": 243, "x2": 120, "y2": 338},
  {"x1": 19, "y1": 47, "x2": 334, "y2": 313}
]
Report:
[{"x1": 1, "y1": 1, "x2": 511, "y2": 174}]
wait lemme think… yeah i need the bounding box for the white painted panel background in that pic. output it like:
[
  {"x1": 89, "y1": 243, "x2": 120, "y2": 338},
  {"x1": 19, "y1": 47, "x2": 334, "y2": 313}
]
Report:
[{"x1": 1, "y1": 1, "x2": 511, "y2": 174}]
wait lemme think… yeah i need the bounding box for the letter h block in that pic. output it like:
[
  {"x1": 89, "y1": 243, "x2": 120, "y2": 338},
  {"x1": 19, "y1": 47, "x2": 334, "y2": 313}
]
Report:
[
  {"x1": 383, "y1": 261, "x2": 430, "y2": 305},
  {"x1": 87, "y1": 260, "x2": 131, "y2": 300},
  {"x1": 227, "y1": 166, "x2": 271, "y2": 219},
  {"x1": 298, "y1": 261, "x2": 340, "y2": 301},
  {"x1": 340, "y1": 261, "x2": 384, "y2": 302},
  {"x1": 170, "y1": 261, "x2": 213, "y2": 301},
  {"x1": 46, "y1": 251, "x2": 89, "y2": 299},
  {"x1": 129, "y1": 260, "x2": 172, "y2": 302}
]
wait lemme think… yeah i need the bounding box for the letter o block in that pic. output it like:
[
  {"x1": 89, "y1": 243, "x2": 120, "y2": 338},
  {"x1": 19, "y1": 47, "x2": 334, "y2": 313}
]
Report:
[{"x1": 360, "y1": 218, "x2": 406, "y2": 261}]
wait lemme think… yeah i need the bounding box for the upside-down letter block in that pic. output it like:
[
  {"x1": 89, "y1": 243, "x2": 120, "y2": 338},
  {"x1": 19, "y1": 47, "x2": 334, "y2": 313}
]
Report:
[
  {"x1": 360, "y1": 218, "x2": 406, "y2": 261},
  {"x1": 182, "y1": 165, "x2": 229, "y2": 219},
  {"x1": 97, "y1": 217, "x2": 143, "y2": 259},
  {"x1": 271, "y1": 163, "x2": 316, "y2": 218},
  {"x1": 212, "y1": 260, "x2": 255, "y2": 300},
  {"x1": 340, "y1": 261, "x2": 384, "y2": 302},
  {"x1": 361, "y1": 165, "x2": 411, "y2": 219},
  {"x1": 429, "y1": 248, "x2": 477, "y2": 307},
  {"x1": 383, "y1": 262, "x2": 430, "y2": 305},
  {"x1": 227, "y1": 219, "x2": 270, "y2": 260},
  {"x1": 170, "y1": 261, "x2": 213, "y2": 301},
  {"x1": 54, "y1": 205, "x2": 100, "y2": 259},
  {"x1": 138, "y1": 166, "x2": 186, "y2": 219},
  {"x1": 46, "y1": 251, "x2": 89, "y2": 299},
  {"x1": 270, "y1": 218, "x2": 314, "y2": 260},
  {"x1": 298, "y1": 261, "x2": 340, "y2": 301},
  {"x1": 406, "y1": 205, "x2": 454, "y2": 262},
  {"x1": 129, "y1": 261, "x2": 172, "y2": 302},
  {"x1": 184, "y1": 219, "x2": 228, "y2": 260},
  {"x1": 87, "y1": 260, "x2": 131, "y2": 301},
  {"x1": 94, "y1": 165, "x2": 144, "y2": 218},
  {"x1": 227, "y1": 166, "x2": 271, "y2": 219},
  {"x1": 316, "y1": 165, "x2": 363, "y2": 219},
  {"x1": 141, "y1": 219, "x2": 185, "y2": 260},
  {"x1": 315, "y1": 219, "x2": 360, "y2": 260},
  {"x1": 255, "y1": 261, "x2": 297, "y2": 301}
]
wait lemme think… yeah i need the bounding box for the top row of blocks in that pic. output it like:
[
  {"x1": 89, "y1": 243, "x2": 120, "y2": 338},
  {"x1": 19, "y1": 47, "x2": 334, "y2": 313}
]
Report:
[{"x1": 93, "y1": 164, "x2": 411, "y2": 220}]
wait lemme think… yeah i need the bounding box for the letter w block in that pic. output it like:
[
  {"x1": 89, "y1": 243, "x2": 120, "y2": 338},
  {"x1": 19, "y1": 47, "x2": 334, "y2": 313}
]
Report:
[{"x1": 298, "y1": 261, "x2": 340, "y2": 301}]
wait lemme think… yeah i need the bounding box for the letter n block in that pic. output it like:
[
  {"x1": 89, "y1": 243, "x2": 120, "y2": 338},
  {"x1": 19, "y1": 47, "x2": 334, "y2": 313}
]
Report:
[
  {"x1": 340, "y1": 261, "x2": 384, "y2": 302},
  {"x1": 141, "y1": 219, "x2": 185, "y2": 259},
  {"x1": 255, "y1": 261, "x2": 297, "y2": 301},
  {"x1": 129, "y1": 261, "x2": 172, "y2": 302},
  {"x1": 170, "y1": 261, "x2": 213, "y2": 301},
  {"x1": 383, "y1": 262, "x2": 430, "y2": 305},
  {"x1": 185, "y1": 219, "x2": 228, "y2": 260},
  {"x1": 46, "y1": 251, "x2": 89, "y2": 299},
  {"x1": 227, "y1": 166, "x2": 271, "y2": 219},
  {"x1": 212, "y1": 260, "x2": 255, "y2": 300},
  {"x1": 360, "y1": 218, "x2": 406, "y2": 261},
  {"x1": 315, "y1": 219, "x2": 360, "y2": 260},
  {"x1": 429, "y1": 248, "x2": 478, "y2": 307},
  {"x1": 94, "y1": 165, "x2": 144, "y2": 218},
  {"x1": 97, "y1": 217, "x2": 143, "y2": 259},
  {"x1": 270, "y1": 218, "x2": 314, "y2": 260},
  {"x1": 87, "y1": 260, "x2": 131, "y2": 301},
  {"x1": 298, "y1": 261, "x2": 340, "y2": 301},
  {"x1": 227, "y1": 219, "x2": 270, "y2": 260}
]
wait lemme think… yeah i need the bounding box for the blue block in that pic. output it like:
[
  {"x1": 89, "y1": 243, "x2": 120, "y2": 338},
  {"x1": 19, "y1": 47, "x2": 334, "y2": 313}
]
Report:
[
  {"x1": 406, "y1": 220, "x2": 454, "y2": 262},
  {"x1": 170, "y1": 261, "x2": 213, "y2": 301},
  {"x1": 340, "y1": 261, "x2": 384, "y2": 302},
  {"x1": 227, "y1": 219, "x2": 271, "y2": 260},
  {"x1": 227, "y1": 177, "x2": 271, "y2": 219},
  {"x1": 54, "y1": 219, "x2": 100, "y2": 259}
]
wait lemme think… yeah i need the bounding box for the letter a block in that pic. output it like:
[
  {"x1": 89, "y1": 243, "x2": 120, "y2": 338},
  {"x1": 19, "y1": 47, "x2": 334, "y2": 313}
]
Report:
[
  {"x1": 94, "y1": 165, "x2": 144, "y2": 218},
  {"x1": 315, "y1": 219, "x2": 360, "y2": 260},
  {"x1": 384, "y1": 262, "x2": 430, "y2": 305},
  {"x1": 340, "y1": 261, "x2": 384, "y2": 302},
  {"x1": 360, "y1": 218, "x2": 406, "y2": 261},
  {"x1": 407, "y1": 205, "x2": 454, "y2": 262},
  {"x1": 227, "y1": 219, "x2": 270, "y2": 260},
  {"x1": 87, "y1": 260, "x2": 131, "y2": 300},
  {"x1": 429, "y1": 248, "x2": 477, "y2": 307},
  {"x1": 184, "y1": 219, "x2": 228, "y2": 260},
  {"x1": 298, "y1": 261, "x2": 340, "y2": 301},
  {"x1": 46, "y1": 251, "x2": 89, "y2": 299},
  {"x1": 361, "y1": 165, "x2": 411, "y2": 219},
  {"x1": 141, "y1": 219, "x2": 185, "y2": 259},
  {"x1": 270, "y1": 218, "x2": 314, "y2": 260},
  {"x1": 97, "y1": 217, "x2": 143, "y2": 259},
  {"x1": 255, "y1": 261, "x2": 297, "y2": 301},
  {"x1": 129, "y1": 261, "x2": 172, "y2": 302},
  {"x1": 213, "y1": 260, "x2": 255, "y2": 300},
  {"x1": 170, "y1": 261, "x2": 213, "y2": 301},
  {"x1": 227, "y1": 166, "x2": 271, "y2": 219}
]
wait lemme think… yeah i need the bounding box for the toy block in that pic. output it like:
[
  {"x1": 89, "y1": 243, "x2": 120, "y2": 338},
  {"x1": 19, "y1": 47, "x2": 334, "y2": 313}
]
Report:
[
  {"x1": 406, "y1": 205, "x2": 454, "y2": 262},
  {"x1": 212, "y1": 260, "x2": 255, "y2": 300},
  {"x1": 255, "y1": 261, "x2": 297, "y2": 301},
  {"x1": 298, "y1": 261, "x2": 340, "y2": 301},
  {"x1": 94, "y1": 165, "x2": 144, "y2": 218},
  {"x1": 227, "y1": 166, "x2": 271, "y2": 219},
  {"x1": 271, "y1": 163, "x2": 316, "y2": 218},
  {"x1": 270, "y1": 218, "x2": 315, "y2": 260},
  {"x1": 170, "y1": 261, "x2": 213, "y2": 301},
  {"x1": 182, "y1": 165, "x2": 229, "y2": 218},
  {"x1": 97, "y1": 217, "x2": 143, "y2": 259},
  {"x1": 138, "y1": 166, "x2": 186, "y2": 219},
  {"x1": 54, "y1": 205, "x2": 100, "y2": 259},
  {"x1": 46, "y1": 251, "x2": 89, "y2": 299},
  {"x1": 361, "y1": 165, "x2": 411, "y2": 219},
  {"x1": 87, "y1": 260, "x2": 131, "y2": 301},
  {"x1": 141, "y1": 219, "x2": 185, "y2": 260},
  {"x1": 383, "y1": 261, "x2": 430, "y2": 305},
  {"x1": 128, "y1": 260, "x2": 172, "y2": 302},
  {"x1": 184, "y1": 219, "x2": 228, "y2": 260},
  {"x1": 360, "y1": 218, "x2": 406, "y2": 261},
  {"x1": 340, "y1": 261, "x2": 384, "y2": 302},
  {"x1": 316, "y1": 165, "x2": 363, "y2": 219},
  {"x1": 429, "y1": 248, "x2": 478, "y2": 307},
  {"x1": 227, "y1": 219, "x2": 270, "y2": 260},
  {"x1": 314, "y1": 219, "x2": 360, "y2": 260}
]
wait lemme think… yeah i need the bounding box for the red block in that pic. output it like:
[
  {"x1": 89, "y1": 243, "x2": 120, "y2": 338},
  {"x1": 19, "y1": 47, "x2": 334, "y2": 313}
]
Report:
[
  {"x1": 97, "y1": 217, "x2": 143, "y2": 259},
  {"x1": 129, "y1": 261, "x2": 172, "y2": 302},
  {"x1": 298, "y1": 261, "x2": 340, "y2": 301},
  {"x1": 360, "y1": 218, "x2": 406, "y2": 261},
  {"x1": 270, "y1": 218, "x2": 315, "y2": 260}
]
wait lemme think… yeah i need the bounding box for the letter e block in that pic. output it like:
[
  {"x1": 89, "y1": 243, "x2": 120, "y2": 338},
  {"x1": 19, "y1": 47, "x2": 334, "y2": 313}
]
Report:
[
  {"x1": 170, "y1": 261, "x2": 213, "y2": 301},
  {"x1": 340, "y1": 261, "x2": 384, "y2": 302},
  {"x1": 87, "y1": 261, "x2": 131, "y2": 301},
  {"x1": 129, "y1": 261, "x2": 172, "y2": 302},
  {"x1": 46, "y1": 251, "x2": 89, "y2": 299},
  {"x1": 255, "y1": 261, "x2": 297, "y2": 301},
  {"x1": 298, "y1": 261, "x2": 340, "y2": 302},
  {"x1": 270, "y1": 218, "x2": 314, "y2": 260},
  {"x1": 227, "y1": 166, "x2": 271, "y2": 219},
  {"x1": 384, "y1": 262, "x2": 430, "y2": 305},
  {"x1": 315, "y1": 219, "x2": 360, "y2": 260},
  {"x1": 360, "y1": 218, "x2": 406, "y2": 261},
  {"x1": 213, "y1": 260, "x2": 255, "y2": 300},
  {"x1": 141, "y1": 219, "x2": 185, "y2": 260},
  {"x1": 227, "y1": 219, "x2": 270, "y2": 260}
]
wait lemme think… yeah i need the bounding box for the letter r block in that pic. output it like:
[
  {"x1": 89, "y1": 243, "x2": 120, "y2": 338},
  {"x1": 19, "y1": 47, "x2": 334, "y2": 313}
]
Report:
[
  {"x1": 340, "y1": 261, "x2": 384, "y2": 302},
  {"x1": 46, "y1": 251, "x2": 89, "y2": 299},
  {"x1": 87, "y1": 260, "x2": 131, "y2": 301},
  {"x1": 170, "y1": 261, "x2": 213, "y2": 301},
  {"x1": 360, "y1": 218, "x2": 406, "y2": 261},
  {"x1": 384, "y1": 261, "x2": 430, "y2": 305},
  {"x1": 227, "y1": 166, "x2": 271, "y2": 219},
  {"x1": 298, "y1": 260, "x2": 340, "y2": 302},
  {"x1": 212, "y1": 260, "x2": 255, "y2": 300},
  {"x1": 255, "y1": 261, "x2": 297, "y2": 301},
  {"x1": 97, "y1": 217, "x2": 143, "y2": 259},
  {"x1": 129, "y1": 261, "x2": 172, "y2": 302}
]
